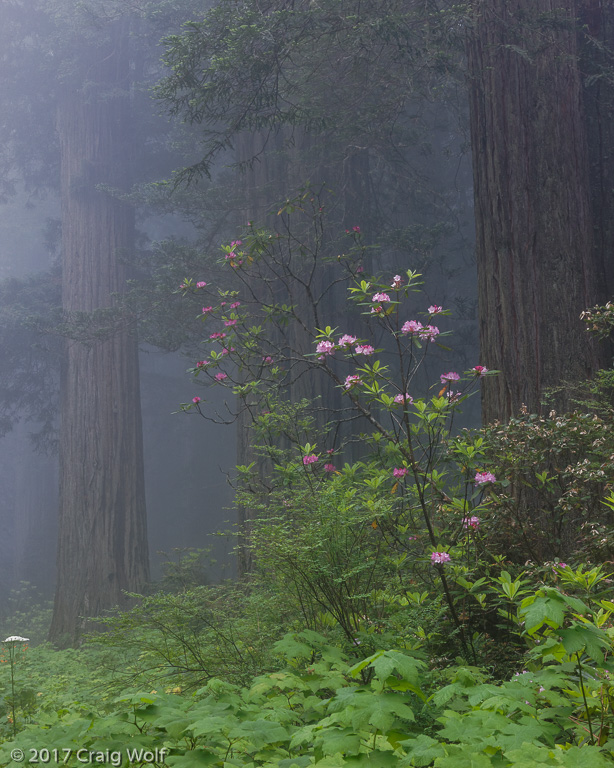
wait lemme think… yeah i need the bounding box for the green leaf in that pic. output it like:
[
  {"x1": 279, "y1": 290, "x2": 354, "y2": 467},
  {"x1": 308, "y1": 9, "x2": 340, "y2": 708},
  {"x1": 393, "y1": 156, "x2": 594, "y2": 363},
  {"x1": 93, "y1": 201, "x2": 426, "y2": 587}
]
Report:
[
  {"x1": 227, "y1": 719, "x2": 289, "y2": 748},
  {"x1": 399, "y1": 734, "x2": 446, "y2": 766},
  {"x1": 559, "y1": 623, "x2": 609, "y2": 663},
  {"x1": 431, "y1": 745, "x2": 494, "y2": 768},
  {"x1": 520, "y1": 593, "x2": 566, "y2": 633}
]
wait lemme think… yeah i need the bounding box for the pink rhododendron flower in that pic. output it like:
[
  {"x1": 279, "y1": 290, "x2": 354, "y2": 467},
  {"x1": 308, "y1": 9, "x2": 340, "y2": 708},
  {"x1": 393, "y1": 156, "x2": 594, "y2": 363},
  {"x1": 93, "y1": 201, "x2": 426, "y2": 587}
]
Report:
[
  {"x1": 401, "y1": 320, "x2": 423, "y2": 335},
  {"x1": 324, "y1": 463, "x2": 336, "y2": 472},
  {"x1": 370, "y1": 305, "x2": 384, "y2": 314},
  {"x1": 431, "y1": 552, "x2": 451, "y2": 564},
  {"x1": 192, "y1": 397, "x2": 201, "y2": 404},
  {"x1": 391, "y1": 275, "x2": 403, "y2": 288},
  {"x1": 196, "y1": 281, "x2": 207, "y2": 288},
  {"x1": 440, "y1": 371, "x2": 460, "y2": 384},
  {"x1": 472, "y1": 365, "x2": 489, "y2": 376},
  {"x1": 262, "y1": 356, "x2": 274, "y2": 364},
  {"x1": 316, "y1": 340, "x2": 335, "y2": 356},
  {"x1": 303, "y1": 454, "x2": 318, "y2": 465},
  {"x1": 393, "y1": 393, "x2": 413, "y2": 404},
  {"x1": 214, "y1": 372, "x2": 228, "y2": 381},
  {"x1": 230, "y1": 240, "x2": 242, "y2": 247},
  {"x1": 372, "y1": 292, "x2": 391, "y2": 303},
  {"x1": 230, "y1": 301, "x2": 241, "y2": 309},
  {"x1": 202, "y1": 306, "x2": 214, "y2": 314},
  {"x1": 392, "y1": 467, "x2": 408, "y2": 478},
  {"x1": 338, "y1": 334, "x2": 357, "y2": 348},
  {"x1": 344, "y1": 374, "x2": 362, "y2": 389},
  {"x1": 475, "y1": 471, "x2": 496, "y2": 485},
  {"x1": 428, "y1": 305, "x2": 443, "y2": 314},
  {"x1": 419, "y1": 325, "x2": 439, "y2": 341},
  {"x1": 196, "y1": 361, "x2": 207, "y2": 368},
  {"x1": 355, "y1": 344, "x2": 375, "y2": 355},
  {"x1": 356, "y1": 266, "x2": 364, "y2": 273},
  {"x1": 353, "y1": 225, "x2": 361, "y2": 232},
  {"x1": 446, "y1": 391, "x2": 462, "y2": 403},
  {"x1": 209, "y1": 332, "x2": 226, "y2": 340},
  {"x1": 224, "y1": 319, "x2": 238, "y2": 327},
  {"x1": 463, "y1": 516, "x2": 480, "y2": 530}
]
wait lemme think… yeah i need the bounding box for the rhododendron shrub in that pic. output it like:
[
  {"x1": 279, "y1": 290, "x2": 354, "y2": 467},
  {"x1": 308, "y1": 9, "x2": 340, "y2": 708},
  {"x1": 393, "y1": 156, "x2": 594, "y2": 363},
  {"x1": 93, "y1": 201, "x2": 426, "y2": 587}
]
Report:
[
  {"x1": 179, "y1": 194, "x2": 505, "y2": 658},
  {"x1": 478, "y1": 407, "x2": 614, "y2": 564}
]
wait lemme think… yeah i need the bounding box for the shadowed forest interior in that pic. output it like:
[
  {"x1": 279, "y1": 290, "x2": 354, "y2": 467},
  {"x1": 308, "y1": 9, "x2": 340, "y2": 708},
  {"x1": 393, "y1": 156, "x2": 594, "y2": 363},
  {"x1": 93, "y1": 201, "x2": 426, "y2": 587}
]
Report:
[{"x1": 0, "y1": 2, "x2": 614, "y2": 766}]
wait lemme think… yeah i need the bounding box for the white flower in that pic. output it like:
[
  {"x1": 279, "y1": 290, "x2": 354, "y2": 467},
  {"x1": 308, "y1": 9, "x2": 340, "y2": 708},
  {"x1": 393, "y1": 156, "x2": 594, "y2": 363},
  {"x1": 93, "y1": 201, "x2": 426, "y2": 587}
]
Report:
[{"x1": 3, "y1": 636, "x2": 29, "y2": 643}]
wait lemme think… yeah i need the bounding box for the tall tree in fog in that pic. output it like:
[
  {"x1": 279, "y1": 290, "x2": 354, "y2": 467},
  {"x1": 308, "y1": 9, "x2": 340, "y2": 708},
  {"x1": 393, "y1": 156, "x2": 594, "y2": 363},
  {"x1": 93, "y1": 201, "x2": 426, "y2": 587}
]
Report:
[
  {"x1": 0, "y1": 2, "x2": 153, "y2": 644},
  {"x1": 467, "y1": 1, "x2": 614, "y2": 423},
  {"x1": 49, "y1": 16, "x2": 150, "y2": 644},
  {"x1": 0, "y1": 0, "x2": 220, "y2": 640}
]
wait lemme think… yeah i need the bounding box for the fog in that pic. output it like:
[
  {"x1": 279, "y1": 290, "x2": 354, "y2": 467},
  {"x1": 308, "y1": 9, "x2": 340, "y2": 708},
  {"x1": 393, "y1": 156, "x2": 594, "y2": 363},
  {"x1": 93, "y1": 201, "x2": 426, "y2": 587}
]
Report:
[
  {"x1": 0, "y1": 192, "x2": 237, "y2": 597},
  {"x1": 0, "y1": 1, "x2": 478, "y2": 629}
]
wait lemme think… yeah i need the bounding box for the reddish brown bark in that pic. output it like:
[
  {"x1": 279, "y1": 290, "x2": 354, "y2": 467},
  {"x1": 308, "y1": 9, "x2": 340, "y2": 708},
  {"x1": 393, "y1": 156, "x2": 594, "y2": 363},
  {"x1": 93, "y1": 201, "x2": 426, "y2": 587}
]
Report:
[
  {"x1": 467, "y1": 1, "x2": 604, "y2": 424},
  {"x1": 49, "y1": 23, "x2": 149, "y2": 646}
]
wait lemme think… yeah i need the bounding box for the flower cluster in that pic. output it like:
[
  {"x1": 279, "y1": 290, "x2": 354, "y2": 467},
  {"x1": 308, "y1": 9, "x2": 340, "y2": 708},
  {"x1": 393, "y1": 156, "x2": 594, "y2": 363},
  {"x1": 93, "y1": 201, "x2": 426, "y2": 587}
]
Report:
[
  {"x1": 355, "y1": 344, "x2": 375, "y2": 355},
  {"x1": 401, "y1": 320, "x2": 440, "y2": 341},
  {"x1": 372, "y1": 292, "x2": 391, "y2": 303},
  {"x1": 431, "y1": 552, "x2": 451, "y2": 565},
  {"x1": 344, "y1": 374, "x2": 362, "y2": 390},
  {"x1": 338, "y1": 334, "x2": 357, "y2": 347},
  {"x1": 463, "y1": 516, "x2": 480, "y2": 530},
  {"x1": 392, "y1": 467, "x2": 408, "y2": 478},
  {"x1": 440, "y1": 371, "x2": 460, "y2": 385},
  {"x1": 393, "y1": 393, "x2": 413, "y2": 404},
  {"x1": 303, "y1": 454, "x2": 318, "y2": 465},
  {"x1": 316, "y1": 340, "x2": 335, "y2": 357},
  {"x1": 225, "y1": 241, "x2": 244, "y2": 268},
  {"x1": 475, "y1": 471, "x2": 496, "y2": 485}
]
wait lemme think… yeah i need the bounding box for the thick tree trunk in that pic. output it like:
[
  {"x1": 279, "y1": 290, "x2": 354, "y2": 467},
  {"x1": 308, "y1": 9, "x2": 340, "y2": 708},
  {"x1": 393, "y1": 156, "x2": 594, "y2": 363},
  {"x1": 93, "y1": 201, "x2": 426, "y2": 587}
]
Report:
[
  {"x1": 467, "y1": 0, "x2": 602, "y2": 424},
  {"x1": 579, "y1": 1, "x2": 614, "y2": 302},
  {"x1": 49, "y1": 22, "x2": 149, "y2": 646}
]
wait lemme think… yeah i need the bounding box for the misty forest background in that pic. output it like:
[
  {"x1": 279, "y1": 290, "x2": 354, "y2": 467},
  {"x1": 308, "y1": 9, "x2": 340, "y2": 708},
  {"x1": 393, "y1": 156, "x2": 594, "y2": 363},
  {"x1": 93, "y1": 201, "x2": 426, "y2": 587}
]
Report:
[{"x1": 1, "y1": 1, "x2": 614, "y2": 766}]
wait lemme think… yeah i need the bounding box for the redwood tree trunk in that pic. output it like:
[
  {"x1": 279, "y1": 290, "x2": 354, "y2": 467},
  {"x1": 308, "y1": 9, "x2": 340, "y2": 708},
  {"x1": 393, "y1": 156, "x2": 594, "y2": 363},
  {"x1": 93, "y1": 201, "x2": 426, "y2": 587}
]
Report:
[
  {"x1": 49, "y1": 22, "x2": 149, "y2": 646},
  {"x1": 467, "y1": 0, "x2": 603, "y2": 424}
]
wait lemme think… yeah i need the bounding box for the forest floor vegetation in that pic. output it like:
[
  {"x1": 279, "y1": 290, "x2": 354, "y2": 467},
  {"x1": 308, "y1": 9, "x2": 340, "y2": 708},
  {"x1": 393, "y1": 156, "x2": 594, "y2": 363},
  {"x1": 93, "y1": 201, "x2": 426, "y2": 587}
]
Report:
[{"x1": 2, "y1": 214, "x2": 614, "y2": 765}]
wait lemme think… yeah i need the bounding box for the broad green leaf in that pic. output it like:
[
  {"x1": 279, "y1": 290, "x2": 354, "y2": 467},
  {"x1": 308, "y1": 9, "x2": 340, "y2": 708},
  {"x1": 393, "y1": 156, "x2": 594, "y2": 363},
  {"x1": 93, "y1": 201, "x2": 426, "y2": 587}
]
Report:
[
  {"x1": 520, "y1": 594, "x2": 566, "y2": 633},
  {"x1": 399, "y1": 734, "x2": 445, "y2": 766}
]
